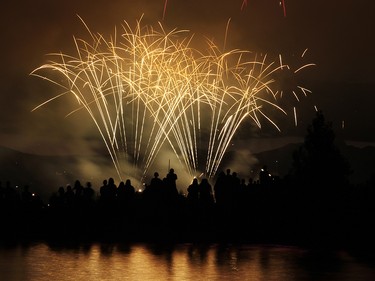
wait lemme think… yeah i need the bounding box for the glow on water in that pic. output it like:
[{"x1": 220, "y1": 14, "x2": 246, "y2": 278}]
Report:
[{"x1": 0, "y1": 243, "x2": 374, "y2": 281}]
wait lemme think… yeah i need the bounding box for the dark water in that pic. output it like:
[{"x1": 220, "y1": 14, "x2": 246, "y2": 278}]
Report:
[{"x1": 0, "y1": 242, "x2": 374, "y2": 281}]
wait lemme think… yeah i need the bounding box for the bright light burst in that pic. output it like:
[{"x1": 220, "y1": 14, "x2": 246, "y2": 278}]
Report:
[{"x1": 31, "y1": 17, "x2": 312, "y2": 180}]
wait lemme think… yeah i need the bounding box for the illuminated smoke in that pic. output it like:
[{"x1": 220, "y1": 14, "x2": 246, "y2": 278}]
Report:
[{"x1": 31, "y1": 17, "x2": 313, "y2": 182}]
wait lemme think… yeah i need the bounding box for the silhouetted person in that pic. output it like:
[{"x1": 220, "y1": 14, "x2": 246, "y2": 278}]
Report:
[
  {"x1": 73, "y1": 180, "x2": 84, "y2": 208},
  {"x1": 225, "y1": 168, "x2": 232, "y2": 181},
  {"x1": 240, "y1": 178, "x2": 247, "y2": 190},
  {"x1": 117, "y1": 181, "x2": 126, "y2": 199},
  {"x1": 166, "y1": 168, "x2": 178, "y2": 190},
  {"x1": 214, "y1": 171, "x2": 226, "y2": 206},
  {"x1": 73, "y1": 180, "x2": 84, "y2": 198},
  {"x1": 64, "y1": 184, "x2": 74, "y2": 207},
  {"x1": 144, "y1": 172, "x2": 163, "y2": 202},
  {"x1": 231, "y1": 172, "x2": 241, "y2": 201},
  {"x1": 49, "y1": 186, "x2": 65, "y2": 209},
  {"x1": 83, "y1": 181, "x2": 95, "y2": 205},
  {"x1": 199, "y1": 178, "x2": 214, "y2": 206},
  {"x1": 58, "y1": 186, "x2": 65, "y2": 197},
  {"x1": 187, "y1": 178, "x2": 199, "y2": 204},
  {"x1": 150, "y1": 172, "x2": 163, "y2": 190},
  {"x1": 107, "y1": 177, "x2": 117, "y2": 200},
  {"x1": 195, "y1": 178, "x2": 215, "y2": 231},
  {"x1": 100, "y1": 179, "x2": 109, "y2": 199},
  {"x1": 165, "y1": 168, "x2": 179, "y2": 201},
  {"x1": 124, "y1": 179, "x2": 135, "y2": 196}
]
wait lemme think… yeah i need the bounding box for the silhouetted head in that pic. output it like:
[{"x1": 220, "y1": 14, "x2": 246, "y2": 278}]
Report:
[
  {"x1": 58, "y1": 186, "x2": 65, "y2": 195},
  {"x1": 154, "y1": 172, "x2": 159, "y2": 178},
  {"x1": 170, "y1": 168, "x2": 174, "y2": 173}
]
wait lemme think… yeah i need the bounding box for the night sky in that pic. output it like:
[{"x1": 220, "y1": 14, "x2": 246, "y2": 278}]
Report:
[{"x1": 1, "y1": 0, "x2": 374, "y2": 157}]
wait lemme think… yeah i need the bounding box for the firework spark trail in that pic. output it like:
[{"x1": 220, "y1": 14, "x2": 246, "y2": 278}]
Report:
[
  {"x1": 241, "y1": 0, "x2": 248, "y2": 11},
  {"x1": 281, "y1": 0, "x2": 287, "y2": 17},
  {"x1": 205, "y1": 56, "x2": 286, "y2": 177},
  {"x1": 31, "y1": 18, "x2": 313, "y2": 181},
  {"x1": 163, "y1": 0, "x2": 169, "y2": 20}
]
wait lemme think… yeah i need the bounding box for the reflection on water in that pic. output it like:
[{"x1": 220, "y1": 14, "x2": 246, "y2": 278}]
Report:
[{"x1": 0, "y1": 242, "x2": 374, "y2": 281}]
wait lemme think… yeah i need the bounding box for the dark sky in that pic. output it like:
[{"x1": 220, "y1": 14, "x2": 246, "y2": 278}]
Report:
[{"x1": 1, "y1": 0, "x2": 374, "y2": 157}]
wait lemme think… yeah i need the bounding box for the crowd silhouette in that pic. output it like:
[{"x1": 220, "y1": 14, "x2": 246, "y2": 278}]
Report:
[
  {"x1": 1, "y1": 111, "x2": 375, "y2": 252},
  {"x1": 0, "y1": 165, "x2": 375, "y2": 252}
]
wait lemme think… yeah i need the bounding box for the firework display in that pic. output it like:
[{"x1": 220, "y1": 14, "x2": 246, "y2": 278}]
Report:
[{"x1": 31, "y1": 17, "x2": 312, "y2": 180}]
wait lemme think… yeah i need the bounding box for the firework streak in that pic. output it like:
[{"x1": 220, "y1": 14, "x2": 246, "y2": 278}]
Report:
[{"x1": 31, "y1": 18, "x2": 312, "y2": 180}]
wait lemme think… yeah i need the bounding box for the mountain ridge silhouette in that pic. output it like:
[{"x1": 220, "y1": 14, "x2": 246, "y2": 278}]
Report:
[{"x1": 1, "y1": 142, "x2": 374, "y2": 201}]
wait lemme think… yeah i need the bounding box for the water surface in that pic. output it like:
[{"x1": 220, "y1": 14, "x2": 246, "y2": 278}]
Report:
[{"x1": 0, "y1": 243, "x2": 374, "y2": 280}]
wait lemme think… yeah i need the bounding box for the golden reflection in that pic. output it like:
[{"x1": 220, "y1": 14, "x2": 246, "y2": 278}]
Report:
[{"x1": 1, "y1": 243, "x2": 370, "y2": 281}]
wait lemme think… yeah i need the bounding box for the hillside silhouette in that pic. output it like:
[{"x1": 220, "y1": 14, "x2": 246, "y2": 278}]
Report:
[
  {"x1": 1, "y1": 138, "x2": 374, "y2": 202},
  {"x1": 253, "y1": 142, "x2": 374, "y2": 185}
]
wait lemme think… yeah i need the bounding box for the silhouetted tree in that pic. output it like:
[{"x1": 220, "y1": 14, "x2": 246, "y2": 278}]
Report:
[{"x1": 289, "y1": 110, "x2": 351, "y2": 188}]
